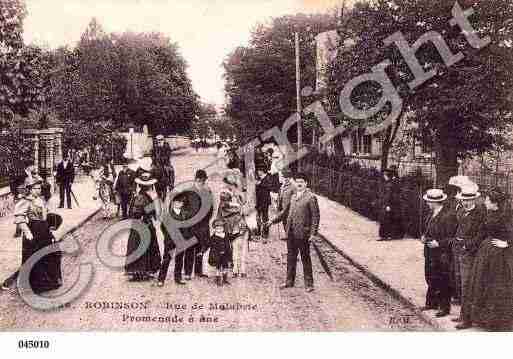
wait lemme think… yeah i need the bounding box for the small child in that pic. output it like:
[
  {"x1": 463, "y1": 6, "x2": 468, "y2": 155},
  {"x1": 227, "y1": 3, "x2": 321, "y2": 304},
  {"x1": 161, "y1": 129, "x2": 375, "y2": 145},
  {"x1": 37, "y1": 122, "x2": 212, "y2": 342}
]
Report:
[{"x1": 208, "y1": 219, "x2": 234, "y2": 286}]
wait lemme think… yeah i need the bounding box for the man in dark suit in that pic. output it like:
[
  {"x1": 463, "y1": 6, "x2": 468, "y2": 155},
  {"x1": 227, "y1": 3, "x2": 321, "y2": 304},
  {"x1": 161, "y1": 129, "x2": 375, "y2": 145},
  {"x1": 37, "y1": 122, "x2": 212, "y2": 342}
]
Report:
[
  {"x1": 420, "y1": 189, "x2": 458, "y2": 318},
  {"x1": 269, "y1": 172, "x2": 320, "y2": 292},
  {"x1": 157, "y1": 193, "x2": 192, "y2": 286},
  {"x1": 451, "y1": 184, "x2": 487, "y2": 329},
  {"x1": 55, "y1": 153, "x2": 75, "y2": 209},
  {"x1": 182, "y1": 169, "x2": 214, "y2": 279},
  {"x1": 114, "y1": 162, "x2": 136, "y2": 219}
]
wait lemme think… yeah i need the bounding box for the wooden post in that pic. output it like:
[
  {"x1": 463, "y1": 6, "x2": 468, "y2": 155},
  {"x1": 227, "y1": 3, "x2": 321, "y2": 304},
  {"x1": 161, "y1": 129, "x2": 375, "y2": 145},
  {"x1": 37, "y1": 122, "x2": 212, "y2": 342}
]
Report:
[{"x1": 295, "y1": 32, "x2": 302, "y2": 171}]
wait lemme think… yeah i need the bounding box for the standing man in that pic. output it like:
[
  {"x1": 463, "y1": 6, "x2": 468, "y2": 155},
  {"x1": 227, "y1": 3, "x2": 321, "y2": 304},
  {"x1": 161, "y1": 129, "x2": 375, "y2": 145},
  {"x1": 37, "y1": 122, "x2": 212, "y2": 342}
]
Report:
[
  {"x1": 114, "y1": 161, "x2": 136, "y2": 219},
  {"x1": 420, "y1": 189, "x2": 457, "y2": 318},
  {"x1": 268, "y1": 172, "x2": 320, "y2": 292},
  {"x1": 452, "y1": 184, "x2": 486, "y2": 330},
  {"x1": 157, "y1": 193, "x2": 191, "y2": 287},
  {"x1": 55, "y1": 153, "x2": 75, "y2": 209},
  {"x1": 182, "y1": 169, "x2": 214, "y2": 279}
]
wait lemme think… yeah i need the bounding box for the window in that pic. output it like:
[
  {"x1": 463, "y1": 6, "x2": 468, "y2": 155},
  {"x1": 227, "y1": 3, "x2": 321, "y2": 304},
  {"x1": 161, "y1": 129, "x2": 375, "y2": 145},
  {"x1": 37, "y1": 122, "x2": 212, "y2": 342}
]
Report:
[
  {"x1": 363, "y1": 135, "x2": 372, "y2": 154},
  {"x1": 351, "y1": 131, "x2": 358, "y2": 154}
]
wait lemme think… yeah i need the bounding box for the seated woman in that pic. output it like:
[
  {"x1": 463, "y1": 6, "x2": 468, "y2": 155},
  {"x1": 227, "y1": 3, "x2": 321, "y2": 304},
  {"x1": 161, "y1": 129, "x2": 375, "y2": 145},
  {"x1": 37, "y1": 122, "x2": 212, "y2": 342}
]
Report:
[{"x1": 468, "y1": 188, "x2": 513, "y2": 331}]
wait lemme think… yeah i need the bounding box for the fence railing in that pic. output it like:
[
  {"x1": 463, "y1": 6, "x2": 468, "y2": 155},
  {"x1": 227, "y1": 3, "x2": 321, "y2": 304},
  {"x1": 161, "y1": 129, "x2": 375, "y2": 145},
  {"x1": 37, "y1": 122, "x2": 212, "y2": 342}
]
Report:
[{"x1": 301, "y1": 159, "x2": 429, "y2": 238}]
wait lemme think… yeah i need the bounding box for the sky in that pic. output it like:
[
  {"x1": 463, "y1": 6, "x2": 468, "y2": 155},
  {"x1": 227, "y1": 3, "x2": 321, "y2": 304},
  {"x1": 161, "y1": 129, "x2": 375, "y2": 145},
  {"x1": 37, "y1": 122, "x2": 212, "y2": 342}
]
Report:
[{"x1": 23, "y1": 0, "x2": 348, "y2": 106}]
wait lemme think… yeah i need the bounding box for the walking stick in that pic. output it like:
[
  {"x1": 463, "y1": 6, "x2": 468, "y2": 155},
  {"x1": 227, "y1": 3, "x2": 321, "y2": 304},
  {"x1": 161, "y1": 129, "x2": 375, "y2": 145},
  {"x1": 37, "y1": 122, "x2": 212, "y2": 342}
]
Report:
[{"x1": 70, "y1": 187, "x2": 80, "y2": 208}]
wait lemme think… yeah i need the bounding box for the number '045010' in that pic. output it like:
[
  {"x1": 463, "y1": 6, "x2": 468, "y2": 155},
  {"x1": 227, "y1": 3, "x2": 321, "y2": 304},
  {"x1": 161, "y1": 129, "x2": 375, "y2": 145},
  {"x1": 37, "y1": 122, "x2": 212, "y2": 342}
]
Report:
[{"x1": 18, "y1": 340, "x2": 50, "y2": 349}]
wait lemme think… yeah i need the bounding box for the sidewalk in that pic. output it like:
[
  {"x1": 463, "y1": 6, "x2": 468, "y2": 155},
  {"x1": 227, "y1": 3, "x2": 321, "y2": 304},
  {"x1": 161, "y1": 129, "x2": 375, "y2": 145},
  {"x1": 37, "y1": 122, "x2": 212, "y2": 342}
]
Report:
[
  {"x1": 0, "y1": 174, "x2": 101, "y2": 284},
  {"x1": 317, "y1": 194, "x2": 463, "y2": 331}
]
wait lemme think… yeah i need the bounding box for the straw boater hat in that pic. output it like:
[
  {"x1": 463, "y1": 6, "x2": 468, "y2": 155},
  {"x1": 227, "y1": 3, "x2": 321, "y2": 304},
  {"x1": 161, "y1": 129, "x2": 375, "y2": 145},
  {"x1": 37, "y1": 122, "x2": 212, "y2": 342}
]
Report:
[
  {"x1": 456, "y1": 183, "x2": 481, "y2": 201},
  {"x1": 423, "y1": 189, "x2": 448, "y2": 203},
  {"x1": 135, "y1": 172, "x2": 157, "y2": 186}
]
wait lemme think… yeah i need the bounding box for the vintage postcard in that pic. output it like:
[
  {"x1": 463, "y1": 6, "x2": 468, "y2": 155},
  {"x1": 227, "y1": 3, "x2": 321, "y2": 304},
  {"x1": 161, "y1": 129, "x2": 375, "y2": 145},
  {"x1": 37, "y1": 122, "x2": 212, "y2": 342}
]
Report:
[{"x1": 1, "y1": 0, "x2": 512, "y2": 345}]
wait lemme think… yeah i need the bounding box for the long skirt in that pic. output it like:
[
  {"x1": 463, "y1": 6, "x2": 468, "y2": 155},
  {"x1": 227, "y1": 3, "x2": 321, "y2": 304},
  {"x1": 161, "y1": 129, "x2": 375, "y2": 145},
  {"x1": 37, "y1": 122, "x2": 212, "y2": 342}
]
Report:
[
  {"x1": 125, "y1": 221, "x2": 161, "y2": 277},
  {"x1": 379, "y1": 208, "x2": 404, "y2": 239},
  {"x1": 21, "y1": 220, "x2": 62, "y2": 294},
  {"x1": 469, "y1": 240, "x2": 513, "y2": 330}
]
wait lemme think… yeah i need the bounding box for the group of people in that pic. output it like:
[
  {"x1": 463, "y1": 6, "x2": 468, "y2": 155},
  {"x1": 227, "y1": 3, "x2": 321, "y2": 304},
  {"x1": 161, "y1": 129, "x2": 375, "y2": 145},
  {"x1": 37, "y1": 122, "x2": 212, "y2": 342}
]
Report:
[
  {"x1": 2, "y1": 135, "x2": 323, "y2": 296},
  {"x1": 118, "y1": 139, "x2": 321, "y2": 292},
  {"x1": 421, "y1": 176, "x2": 513, "y2": 330}
]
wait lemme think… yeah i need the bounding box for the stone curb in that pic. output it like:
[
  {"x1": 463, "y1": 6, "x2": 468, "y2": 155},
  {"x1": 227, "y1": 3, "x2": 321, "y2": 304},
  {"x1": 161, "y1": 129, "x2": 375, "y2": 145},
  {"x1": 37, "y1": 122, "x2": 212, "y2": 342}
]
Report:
[
  {"x1": 318, "y1": 232, "x2": 444, "y2": 331},
  {"x1": 57, "y1": 207, "x2": 102, "y2": 241}
]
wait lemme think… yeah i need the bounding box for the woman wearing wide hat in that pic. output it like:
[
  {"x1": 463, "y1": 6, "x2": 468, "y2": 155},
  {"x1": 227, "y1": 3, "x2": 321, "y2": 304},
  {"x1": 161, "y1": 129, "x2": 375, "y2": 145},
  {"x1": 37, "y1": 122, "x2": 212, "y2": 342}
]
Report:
[
  {"x1": 125, "y1": 171, "x2": 162, "y2": 282},
  {"x1": 420, "y1": 189, "x2": 458, "y2": 318},
  {"x1": 2, "y1": 177, "x2": 64, "y2": 293},
  {"x1": 468, "y1": 188, "x2": 513, "y2": 330}
]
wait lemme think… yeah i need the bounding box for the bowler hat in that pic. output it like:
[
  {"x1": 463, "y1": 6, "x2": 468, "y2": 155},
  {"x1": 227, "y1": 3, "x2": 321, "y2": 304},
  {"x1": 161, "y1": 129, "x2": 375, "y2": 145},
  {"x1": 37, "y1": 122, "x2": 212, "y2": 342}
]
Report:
[{"x1": 195, "y1": 169, "x2": 208, "y2": 180}]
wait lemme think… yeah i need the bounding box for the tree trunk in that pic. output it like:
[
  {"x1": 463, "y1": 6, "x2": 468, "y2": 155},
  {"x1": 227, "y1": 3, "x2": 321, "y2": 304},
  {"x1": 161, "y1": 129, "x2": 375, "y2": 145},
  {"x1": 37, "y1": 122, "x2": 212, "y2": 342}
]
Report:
[
  {"x1": 380, "y1": 120, "x2": 400, "y2": 172},
  {"x1": 434, "y1": 122, "x2": 458, "y2": 187}
]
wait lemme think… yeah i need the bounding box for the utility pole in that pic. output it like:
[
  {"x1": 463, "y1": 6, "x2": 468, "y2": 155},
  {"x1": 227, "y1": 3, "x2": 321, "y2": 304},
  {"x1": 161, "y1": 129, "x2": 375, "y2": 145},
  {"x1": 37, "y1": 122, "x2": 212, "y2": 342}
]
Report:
[{"x1": 295, "y1": 31, "x2": 302, "y2": 171}]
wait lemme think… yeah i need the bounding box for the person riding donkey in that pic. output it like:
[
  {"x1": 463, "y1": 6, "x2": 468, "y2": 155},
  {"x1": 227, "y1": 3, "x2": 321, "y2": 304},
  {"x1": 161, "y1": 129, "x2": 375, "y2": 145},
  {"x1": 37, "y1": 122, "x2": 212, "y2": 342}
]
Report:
[{"x1": 151, "y1": 134, "x2": 175, "y2": 201}]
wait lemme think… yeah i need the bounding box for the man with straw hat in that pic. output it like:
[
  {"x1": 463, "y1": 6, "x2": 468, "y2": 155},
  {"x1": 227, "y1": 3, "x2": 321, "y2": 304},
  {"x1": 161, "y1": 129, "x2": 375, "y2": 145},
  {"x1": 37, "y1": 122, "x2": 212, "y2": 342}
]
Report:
[
  {"x1": 420, "y1": 189, "x2": 458, "y2": 318},
  {"x1": 452, "y1": 183, "x2": 487, "y2": 329}
]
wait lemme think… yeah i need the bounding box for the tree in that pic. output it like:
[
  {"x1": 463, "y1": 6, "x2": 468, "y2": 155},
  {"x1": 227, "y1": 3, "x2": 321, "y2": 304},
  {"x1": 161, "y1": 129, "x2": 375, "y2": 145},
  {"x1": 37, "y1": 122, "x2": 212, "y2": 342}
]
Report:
[
  {"x1": 1, "y1": 0, "x2": 48, "y2": 118},
  {"x1": 327, "y1": 0, "x2": 513, "y2": 184},
  {"x1": 45, "y1": 19, "x2": 200, "y2": 135},
  {"x1": 224, "y1": 13, "x2": 338, "y2": 140}
]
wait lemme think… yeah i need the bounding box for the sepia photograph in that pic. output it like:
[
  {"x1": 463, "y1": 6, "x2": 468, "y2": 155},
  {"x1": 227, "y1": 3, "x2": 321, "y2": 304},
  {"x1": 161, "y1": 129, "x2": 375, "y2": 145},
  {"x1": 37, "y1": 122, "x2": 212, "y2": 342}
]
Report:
[{"x1": 1, "y1": 0, "x2": 513, "y2": 351}]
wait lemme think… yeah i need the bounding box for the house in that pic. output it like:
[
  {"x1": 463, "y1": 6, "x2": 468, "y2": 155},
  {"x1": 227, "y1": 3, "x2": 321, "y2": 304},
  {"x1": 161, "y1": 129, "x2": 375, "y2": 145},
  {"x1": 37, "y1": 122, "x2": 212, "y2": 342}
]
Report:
[{"x1": 315, "y1": 30, "x2": 434, "y2": 176}]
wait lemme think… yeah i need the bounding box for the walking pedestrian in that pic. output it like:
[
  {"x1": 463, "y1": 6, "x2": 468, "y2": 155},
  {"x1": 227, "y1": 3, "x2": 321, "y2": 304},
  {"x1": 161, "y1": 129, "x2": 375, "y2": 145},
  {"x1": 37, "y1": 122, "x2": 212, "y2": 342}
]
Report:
[
  {"x1": 207, "y1": 219, "x2": 234, "y2": 286},
  {"x1": 181, "y1": 169, "x2": 214, "y2": 280},
  {"x1": 55, "y1": 153, "x2": 75, "y2": 209},
  {"x1": 157, "y1": 193, "x2": 191, "y2": 286},
  {"x1": 468, "y1": 188, "x2": 513, "y2": 331},
  {"x1": 255, "y1": 167, "x2": 275, "y2": 243},
  {"x1": 420, "y1": 189, "x2": 457, "y2": 318},
  {"x1": 114, "y1": 161, "x2": 136, "y2": 219},
  {"x1": 268, "y1": 172, "x2": 320, "y2": 292},
  {"x1": 97, "y1": 162, "x2": 116, "y2": 219},
  {"x1": 125, "y1": 171, "x2": 162, "y2": 282},
  {"x1": 452, "y1": 184, "x2": 487, "y2": 330}
]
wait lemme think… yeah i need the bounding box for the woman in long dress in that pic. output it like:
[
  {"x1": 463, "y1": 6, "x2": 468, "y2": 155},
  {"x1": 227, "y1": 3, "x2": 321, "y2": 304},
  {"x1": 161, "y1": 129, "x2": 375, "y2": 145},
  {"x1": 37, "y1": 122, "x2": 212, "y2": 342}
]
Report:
[
  {"x1": 469, "y1": 188, "x2": 513, "y2": 331},
  {"x1": 125, "y1": 171, "x2": 162, "y2": 282},
  {"x1": 97, "y1": 163, "x2": 116, "y2": 219},
  {"x1": 378, "y1": 168, "x2": 403, "y2": 240},
  {"x1": 2, "y1": 177, "x2": 62, "y2": 293}
]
